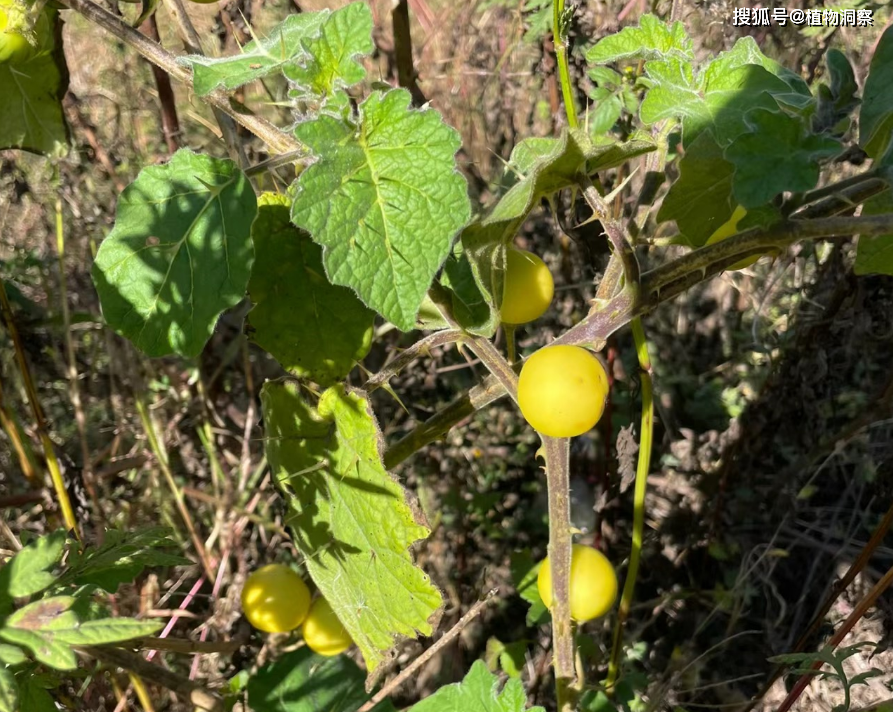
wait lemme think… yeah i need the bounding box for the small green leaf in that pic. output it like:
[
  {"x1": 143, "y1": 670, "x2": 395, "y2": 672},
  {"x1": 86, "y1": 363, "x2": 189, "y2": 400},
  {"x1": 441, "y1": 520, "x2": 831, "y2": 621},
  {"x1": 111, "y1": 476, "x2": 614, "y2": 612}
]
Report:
[
  {"x1": 185, "y1": 12, "x2": 329, "y2": 96},
  {"x1": 0, "y1": 666, "x2": 17, "y2": 712},
  {"x1": 860, "y1": 25, "x2": 893, "y2": 159},
  {"x1": 63, "y1": 527, "x2": 191, "y2": 593},
  {"x1": 639, "y1": 58, "x2": 705, "y2": 127},
  {"x1": 0, "y1": 9, "x2": 69, "y2": 156},
  {"x1": 247, "y1": 647, "x2": 395, "y2": 712},
  {"x1": 726, "y1": 109, "x2": 841, "y2": 208},
  {"x1": 6, "y1": 596, "x2": 76, "y2": 631},
  {"x1": 509, "y1": 551, "x2": 549, "y2": 626},
  {"x1": 45, "y1": 618, "x2": 163, "y2": 646},
  {"x1": 0, "y1": 644, "x2": 26, "y2": 666},
  {"x1": 17, "y1": 678, "x2": 56, "y2": 712},
  {"x1": 262, "y1": 381, "x2": 443, "y2": 674},
  {"x1": 92, "y1": 149, "x2": 257, "y2": 358},
  {"x1": 439, "y1": 248, "x2": 493, "y2": 333},
  {"x1": 247, "y1": 194, "x2": 375, "y2": 385},
  {"x1": 0, "y1": 530, "x2": 66, "y2": 606},
  {"x1": 0, "y1": 629, "x2": 77, "y2": 671},
  {"x1": 855, "y1": 187, "x2": 893, "y2": 276},
  {"x1": 657, "y1": 130, "x2": 735, "y2": 247},
  {"x1": 291, "y1": 89, "x2": 470, "y2": 331},
  {"x1": 585, "y1": 14, "x2": 692, "y2": 65},
  {"x1": 408, "y1": 660, "x2": 544, "y2": 712},
  {"x1": 284, "y1": 2, "x2": 374, "y2": 100}
]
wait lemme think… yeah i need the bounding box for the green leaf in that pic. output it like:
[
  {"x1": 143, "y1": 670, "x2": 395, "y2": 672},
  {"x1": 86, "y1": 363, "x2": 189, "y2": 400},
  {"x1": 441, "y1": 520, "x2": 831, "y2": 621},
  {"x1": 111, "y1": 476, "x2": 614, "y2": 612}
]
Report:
[
  {"x1": 439, "y1": 248, "x2": 493, "y2": 333},
  {"x1": 261, "y1": 380, "x2": 443, "y2": 674},
  {"x1": 408, "y1": 660, "x2": 544, "y2": 712},
  {"x1": 0, "y1": 644, "x2": 26, "y2": 666},
  {"x1": 284, "y1": 3, "x2": 374, "y2": 99},
  {"x1": 291, "y1": 89, "x2": 470, "y2": 331},
  {"x1": 184, "y1": 12, "x2": 329, "y2": 96},
  {"x1": 0, "y1": 530, "x2": 66, "y2": 606},
  {"x1": 656, "y1": 130, "x2": 735, "y2": 247},
  {"x1": 247, "y1": 193, "x2": 375, "y2": 385},
  {"x1": 860, "y1": 25, "x2": 893, "y2": 159},
  {"x1": 0, "y1": 596, "x2": 160, "y2": 669},
  {"x1": 17, "y1": 678, "x2": 56, "y2": 712},
  {"x1": 0, "y1": 629, "x2": 76, "y2": 671},
  {"x1": 247, "y1": 647, "x2": 395, "y2": 712},
  {"x1": 460, "y1": 129, "x2": 654, "y2": 335},
  {"x1": 0, "y1": 10, "x2": 69, "y2": 156},
  {"x1": 0, "y1": 667, "x2": 17, "y2": 712},
  {"x1": 62, "y1": 527, "x2": 190, "y2": 592},
  {"x1": 585, "y1": 14, "x2": 692, "y2": 65},
  {"x1": 638, "y1": 58, "x2": 705, "y2": 127},
  {"x1": 92, "y1": 149, "x2": 257, "y2": 358},
  {"x1": 855, "y1": 188, "x2": 893, "y2": 276},
  {"x1": 726, "y1": 109, "x2": 841, "y2": 208},
  {"x1": 509, "y1": 551, "x2": 548, "y2": 626}
]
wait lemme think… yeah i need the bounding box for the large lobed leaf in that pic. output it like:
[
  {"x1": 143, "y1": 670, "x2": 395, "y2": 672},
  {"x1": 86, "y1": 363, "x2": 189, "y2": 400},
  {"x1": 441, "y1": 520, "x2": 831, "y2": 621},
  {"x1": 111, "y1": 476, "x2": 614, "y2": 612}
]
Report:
[
  {"x1": 0, "y1": 9, "x2": 69, "y2": 156},
  {"x1": 247, "y1": 193, "x2": 375, "y2": 385},
  {"x1": 92, "y1": 149, "x2": 257, "y2": 358},
  {"x1": 585, "y1": 13, "x2": 692, "y2": 64},
  {"x1": 291, "y1": 89, "x2": 470, "y2": 331},
  {"x1": 261, "y1": 380, "x2": 443, "y2": 675}
]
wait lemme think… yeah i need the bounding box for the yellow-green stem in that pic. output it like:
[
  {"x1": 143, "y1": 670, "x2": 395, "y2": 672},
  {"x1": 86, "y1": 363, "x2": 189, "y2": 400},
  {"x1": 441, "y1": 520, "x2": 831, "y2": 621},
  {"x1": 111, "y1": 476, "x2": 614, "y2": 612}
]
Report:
[
  {"x1": 606, "y1": 316, "x2": 653, "y2": 690},
  {"x1": 553, "y1": 0, "x2": 578, "y2": 128},
  {"x1": 0, "y1": 276, "x2": 81, "y2": 541}
]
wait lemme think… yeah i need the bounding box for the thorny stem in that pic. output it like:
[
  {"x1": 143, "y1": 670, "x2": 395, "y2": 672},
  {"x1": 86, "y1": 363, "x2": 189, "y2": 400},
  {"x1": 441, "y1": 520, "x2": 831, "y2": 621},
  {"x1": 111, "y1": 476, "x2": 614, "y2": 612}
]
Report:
[
  {"x1": 605, "y1": 317, "x2": 653, "y2": 691},
  {"x1": 0, "y1": 276, "x2": 81, "y2": 541},
  {"x1": 363, "y1": 330, "x2": 464, "y2": 392},
  {"x1": 543, "y1": 435, "x2": 577, "y2": 712},
  {"x1": 62, "y1": 0, "x2": 301, "y2": 155}
]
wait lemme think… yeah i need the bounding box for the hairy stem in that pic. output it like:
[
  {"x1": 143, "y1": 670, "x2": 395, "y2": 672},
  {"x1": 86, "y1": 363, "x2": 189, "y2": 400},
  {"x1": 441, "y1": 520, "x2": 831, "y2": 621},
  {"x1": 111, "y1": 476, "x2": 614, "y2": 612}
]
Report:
[
  {"x1": 552, "y1": 0, "x2": 577, "y2": 128},
  {"x1": 543, "y1": 435, "x2": 577, "y2": 712}
]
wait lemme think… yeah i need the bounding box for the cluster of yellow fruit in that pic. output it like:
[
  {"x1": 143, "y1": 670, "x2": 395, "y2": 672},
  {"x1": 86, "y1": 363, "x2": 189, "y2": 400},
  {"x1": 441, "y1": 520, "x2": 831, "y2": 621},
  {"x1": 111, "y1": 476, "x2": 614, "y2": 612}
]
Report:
[
  {"x1": 501, "y1": 246, "x2": 610, "y2": 439},
  {"x1": 241, "y1": 564, "x2": 353, "y2": 656},
  {"x1": 501, "y1": 246, "x2": 618, "y2": 620}
]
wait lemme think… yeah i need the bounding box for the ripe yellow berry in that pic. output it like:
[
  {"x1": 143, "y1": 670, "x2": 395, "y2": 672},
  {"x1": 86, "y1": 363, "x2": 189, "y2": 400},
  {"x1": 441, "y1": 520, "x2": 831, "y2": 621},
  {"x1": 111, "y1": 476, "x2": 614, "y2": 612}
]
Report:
[
  {"x1": 241, "y1": 564, "x2": 311, "y2": 634},
  {"x1": 517, "y1": 345, "x2": 609, "y2": 437},
  {"x1": 302, "y1": 597, "x2": 353, "y2": 656},
  {"x1": 537, "y1": 544, "x2": 618, "y2": 622}
]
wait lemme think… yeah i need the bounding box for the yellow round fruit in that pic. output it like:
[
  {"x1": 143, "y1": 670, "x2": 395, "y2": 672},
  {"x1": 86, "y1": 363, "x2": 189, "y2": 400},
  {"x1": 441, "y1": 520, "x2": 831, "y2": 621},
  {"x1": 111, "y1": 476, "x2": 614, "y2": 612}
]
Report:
[
  {"x1": 705, "y1": 205, "x2": 761, "y2": 270},
  {"x1": 537, "y1": 544, "x2": 618, "y2": 622},
  {"x1": 0, "y1": 6, "x2": 35, "y2": 64},
  {"x1": 302, "y1": 597, "x2": 353, "y2": 657},
  {"x1": 241, "y1": 564, "x2": 311, "y2": 634},
  {"x1": 517, "y1": 345, "x2": 609, "y2": 438},
  {"x1": 500, "y1": 248, "x2": 554, "y2": 325}
]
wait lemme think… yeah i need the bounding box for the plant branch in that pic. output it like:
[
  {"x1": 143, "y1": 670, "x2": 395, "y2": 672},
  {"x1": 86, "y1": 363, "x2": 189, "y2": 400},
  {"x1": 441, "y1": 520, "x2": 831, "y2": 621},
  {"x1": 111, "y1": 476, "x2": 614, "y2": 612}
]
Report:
[
  {"x1": 390, "y1": 0, "x2": 426, "y2": 106},
  {"x1": 358, "y1": 588, "x2": 499, "y2": 711},
  {"x1": 382, "y1": 373, "x2": 508, "y2": 468},
  {"x1": 542, "y1": 435, "x2": 577, "y2": 712},
  {"x1": 81, "y1": 645, "x2": 223, "y2": 712},
  {"x1": 364, "y1": 330, "x2": 464, "y2": 392},
  {"x1": 62, "y1": 0, "x2": 301, "y2": 155},
  {"x1": 463, "y1": 335, "x2": 519, "y2": 403}
]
